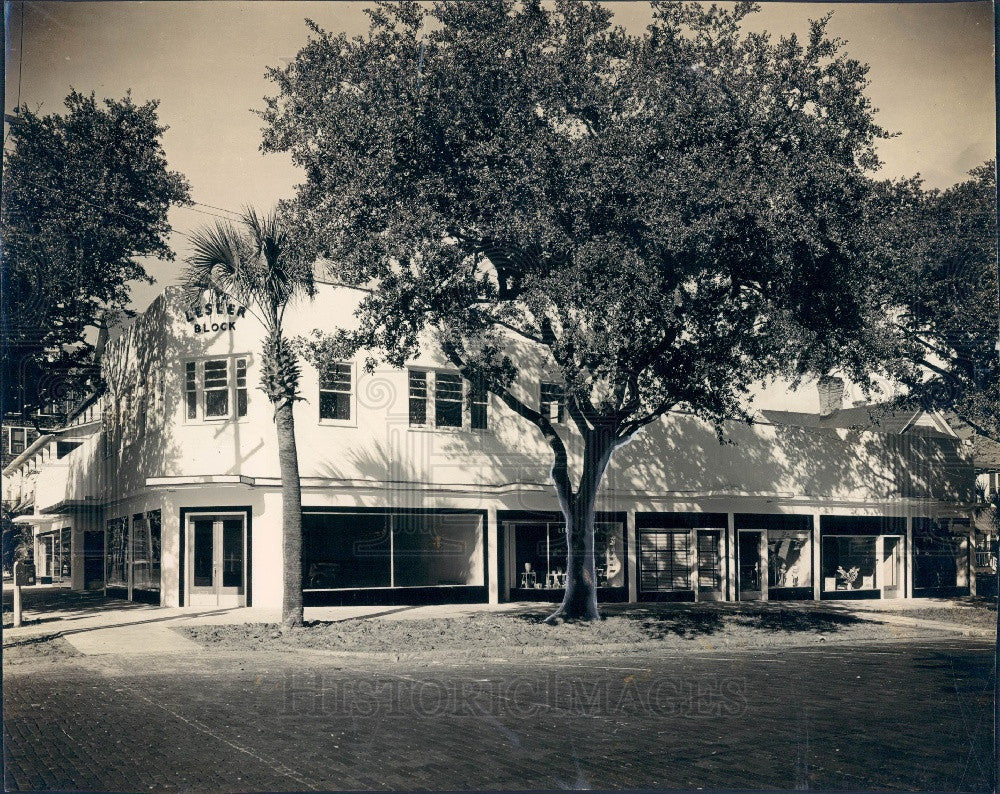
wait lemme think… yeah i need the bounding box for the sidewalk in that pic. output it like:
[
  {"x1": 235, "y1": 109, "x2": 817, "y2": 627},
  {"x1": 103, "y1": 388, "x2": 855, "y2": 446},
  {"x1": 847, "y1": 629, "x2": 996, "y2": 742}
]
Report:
[{"x1": 3, "y1": 585, "x2": 995, "y2": 657}]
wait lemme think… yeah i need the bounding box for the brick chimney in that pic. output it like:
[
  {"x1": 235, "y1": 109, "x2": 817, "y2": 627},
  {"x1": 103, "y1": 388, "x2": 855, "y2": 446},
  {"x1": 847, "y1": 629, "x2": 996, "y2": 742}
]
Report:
[{"x1": 817, "y1": 375, "x2": 845, "y2": 417}]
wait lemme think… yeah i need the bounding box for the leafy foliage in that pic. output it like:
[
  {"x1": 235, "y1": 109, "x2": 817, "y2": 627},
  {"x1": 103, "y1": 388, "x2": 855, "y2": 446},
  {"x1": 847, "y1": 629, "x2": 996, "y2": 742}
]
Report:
[
  {"x1": 261, "y1": 0, "x2": 921, "y2": 618},
  {"x1": 184, "y1": 208, "x2": 314, "y2": 407},
  {"x1": 1, "y1": 91, "x2": 190, "y2": 416},
  {"x1": 886, "y1": 162, "x2": 999, "y2": 440}
]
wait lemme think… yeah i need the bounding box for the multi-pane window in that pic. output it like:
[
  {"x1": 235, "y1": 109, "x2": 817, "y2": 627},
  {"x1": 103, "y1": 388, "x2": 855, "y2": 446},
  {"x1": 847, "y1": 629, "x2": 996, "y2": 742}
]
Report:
[
  {"x1": 408, "y1": 370, "x2": 428, "y2": 425},
  {"x1": 435, "y1": 373, "x2": 463, "y2": 428},
  {"x1": 319, "y1": 363, "x2": 352, "y2": 422},
  {"x1": 204, "y1": 359, "x2": 230, "y2": 417},
  {"x1": 236, "y1": 358, "x2": 248, "y2": 418},
  {"x1": 185, "y1": 363, "x2": 198, "y2": 419},
  {"x1": 639, "y1": 530, "x2": 691, "y2": 592},
  {"x1": 184, "y1": 358, "x2": 249, "y2": 421},
  {"x1": 8, "y1": 427, "x2": 27, "y2": 455},
  {"x1": 470, "y1": 379, "x2": 488, "y2": 430},
  {"x1": 540, "y1": 382, "x2": 564, "y2": 423},
  {"x1": 408, "y1": 369, "x2": 488, "y2": 430}
]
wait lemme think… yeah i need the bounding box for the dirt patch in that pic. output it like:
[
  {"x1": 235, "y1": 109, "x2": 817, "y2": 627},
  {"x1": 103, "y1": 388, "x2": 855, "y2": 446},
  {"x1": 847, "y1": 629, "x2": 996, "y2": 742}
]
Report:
[
  {"x1": 2, "y1": 633, "x2": 80, "y2": 663},
  {"x1": 897, "y1": 603, "x2": 997, "y2": 630},
  {"x1": 181, "y1": 605, "x2": 950, "y2": 657}
]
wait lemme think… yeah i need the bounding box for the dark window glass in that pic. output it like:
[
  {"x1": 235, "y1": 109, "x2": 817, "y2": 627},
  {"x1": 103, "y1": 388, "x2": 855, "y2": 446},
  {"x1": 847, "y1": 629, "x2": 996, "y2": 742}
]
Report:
[
  {"x1": 470, "y1": 379, "x2": 488, "y2": 430},
  {"x1": 435, "y1": 373, "x2": 463, "y2": 427},
  {"x1": 10, "y1": 427, "x2": 26, "y2": 454},
  {"x1": 540, "y1": 382, "x2": 565, "y2": 423},
  {"x1": 222, "y1": 518, "x2": 244, "y2": 589},
  {"x1": 204, "y1": 359, "x2": 230, "y2": 417},
  {"x1": 319, "y1": 363, "x2": 352, "y2": 421},
  {"x1": 408, "y1": 370, "x2": 427, "y2": 426},
  {"x1": 302, "y1": 513, "x2": 391, "y2": 589},
  {"x1": 193, "y1": 519, "x2": 214, "y2": 587}
]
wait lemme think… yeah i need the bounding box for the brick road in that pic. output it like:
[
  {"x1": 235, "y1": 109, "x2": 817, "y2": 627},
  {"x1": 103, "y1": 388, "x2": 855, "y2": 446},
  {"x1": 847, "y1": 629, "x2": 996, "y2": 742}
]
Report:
[{"x1": 3, "y1": 639, "x2": 996, "y2": 791}]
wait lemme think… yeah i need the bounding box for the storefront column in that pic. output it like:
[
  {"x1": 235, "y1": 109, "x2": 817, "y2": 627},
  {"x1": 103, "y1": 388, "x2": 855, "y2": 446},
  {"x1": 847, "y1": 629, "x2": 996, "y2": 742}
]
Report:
[
  {"x1": 626, "y1": 510, "x2": 638, "y2": 603},
  {"x1": 725, "y1": 513, "x2": 736, "y2": 601},
  {"x1": 905, "y1": 516, "x2": 914, "y2": 598},
  {"x1": 811, "y1": 512, "x2": 821, "y2": 600},
  {"x1": 487, "y1": 507, "x2": 499, "y2": 604}
]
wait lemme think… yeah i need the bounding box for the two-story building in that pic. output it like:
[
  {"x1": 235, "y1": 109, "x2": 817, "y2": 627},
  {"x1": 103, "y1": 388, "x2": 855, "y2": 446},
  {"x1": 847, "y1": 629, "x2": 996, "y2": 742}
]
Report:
[{"x1": 2, "y1": 283, "x2": 979, "y2": 608}]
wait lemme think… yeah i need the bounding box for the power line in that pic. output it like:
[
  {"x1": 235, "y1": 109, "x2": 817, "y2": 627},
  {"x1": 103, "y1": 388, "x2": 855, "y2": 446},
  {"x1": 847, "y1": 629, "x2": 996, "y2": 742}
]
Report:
[{"x1": 191, "y1": 200, "x2": 242, "y2": 217}]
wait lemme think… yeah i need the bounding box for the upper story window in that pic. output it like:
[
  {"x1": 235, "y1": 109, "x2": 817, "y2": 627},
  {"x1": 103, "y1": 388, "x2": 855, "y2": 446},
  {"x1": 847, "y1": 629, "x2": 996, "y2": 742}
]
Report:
[
  {"x1": 319, "y1": 363, "x2": 353, "y2": 423},
  {"x1": 540, "y1": 382, "x2": 565, "y2": 423},
  {"x1": 184, "y1": 357, "x2": 249, "y2": 422},
  {"x1": 6, "y1": 426, "x2": 28, "y2": 455},
  {"x1": 408, "y1": 369, "x2": 488, "y2": 430}
]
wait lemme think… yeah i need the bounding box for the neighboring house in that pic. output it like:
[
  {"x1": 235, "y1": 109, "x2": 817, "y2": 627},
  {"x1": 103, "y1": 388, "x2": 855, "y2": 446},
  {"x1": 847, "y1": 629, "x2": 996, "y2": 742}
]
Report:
[
  {"x1": 2, "y1": 284, "x2": 978, "y2": 608},
  {"x1": 945, "y1": 414, "x2": 1000, "y2": 594}
]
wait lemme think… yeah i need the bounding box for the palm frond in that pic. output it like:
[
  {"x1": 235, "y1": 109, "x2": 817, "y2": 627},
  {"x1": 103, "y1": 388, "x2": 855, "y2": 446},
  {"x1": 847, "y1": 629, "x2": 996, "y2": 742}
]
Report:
[{"x1": 182, "y1": 220, "x2": 249, "y2": 305}]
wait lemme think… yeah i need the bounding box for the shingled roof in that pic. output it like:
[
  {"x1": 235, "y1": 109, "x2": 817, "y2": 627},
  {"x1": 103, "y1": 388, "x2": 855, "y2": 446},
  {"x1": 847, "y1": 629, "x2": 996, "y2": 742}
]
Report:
[{"x1": 760, "y1": 404, "x2": 956, "y2": 439}]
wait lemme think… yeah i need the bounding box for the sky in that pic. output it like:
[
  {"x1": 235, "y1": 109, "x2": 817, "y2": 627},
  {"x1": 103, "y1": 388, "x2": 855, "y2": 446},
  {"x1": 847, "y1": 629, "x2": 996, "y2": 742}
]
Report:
[{"x1": 3, "y1": 1, "x2": 997, "y2": 411}]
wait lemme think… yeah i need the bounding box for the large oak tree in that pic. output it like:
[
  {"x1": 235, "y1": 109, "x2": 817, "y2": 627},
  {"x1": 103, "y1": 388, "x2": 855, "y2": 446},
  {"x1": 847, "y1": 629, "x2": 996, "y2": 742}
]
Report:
[
  {"x1": 2, "y1": 91, "x2": 190, "y2": 419},
  {"x1": 262, "y1": 0, "x2": 913, "y2": 620},
  {"x1": 887, "y1": 163, "x2": 999, "y2": 440}
]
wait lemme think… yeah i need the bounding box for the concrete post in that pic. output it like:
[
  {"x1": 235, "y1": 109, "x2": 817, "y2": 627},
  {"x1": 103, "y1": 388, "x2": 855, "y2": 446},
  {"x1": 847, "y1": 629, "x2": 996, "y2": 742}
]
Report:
[
  {"x1": 487, "y1": 506, "x2": 499, "y2": 604},
  {"x1": 905, "y1": 516, "x2": 914, "y2": 598},
  {"x1": 725, "y1": 513, "x2": 736, "y2": 602},
  {"x1": 626, "y1": 510, "x2": 638, "y2": 603},
  {"x1": 812, "y1": 512, "x2": 822, "y2": 601}
]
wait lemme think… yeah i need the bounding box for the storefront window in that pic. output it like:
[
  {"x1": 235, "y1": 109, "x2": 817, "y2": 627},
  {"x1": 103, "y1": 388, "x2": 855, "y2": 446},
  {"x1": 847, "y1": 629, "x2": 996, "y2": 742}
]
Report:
[
  {"x1": 131, "y1": 510, "x2": 161, "y2": 592},
  {"x1": 512, "y1": 521, "x2": 624, "y2": 590},
  {"x1": 639, "y1": 530, "x2": 690, "y2": 592},
  {"x1": 303, "y1": 513, "x2": 391, "y2": 589},
  {"x1": 106, "y1": 517, "x2": 128, "y2": 588},
  {"x1": 303, "y1": 511, "x2": 486, "y2": 589},
  {"x1": 913, "y1": 518, "x2": 962, "y2": 590},
  {"x1": 392, "y1": 513, "x2": 484, "y2": 587},
  {"x1": 822, "y1": 536, "x2": 877, "y2": 591},
  {"x1": 768, "y1": 530, "x2": 812, "y2": 589}
]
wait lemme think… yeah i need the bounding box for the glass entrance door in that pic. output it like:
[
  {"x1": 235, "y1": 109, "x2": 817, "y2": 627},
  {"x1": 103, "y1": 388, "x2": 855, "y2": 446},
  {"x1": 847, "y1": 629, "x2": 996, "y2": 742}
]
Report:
[
  {"x1": 188, "y1": 515, "x2": 246, "y2": 607},
  {"x1": 881, "y1": 536, "x2": 902, "y2": 598},
  {"x1": 738, "y1": 531, "x2": 764, "y2": 600}
]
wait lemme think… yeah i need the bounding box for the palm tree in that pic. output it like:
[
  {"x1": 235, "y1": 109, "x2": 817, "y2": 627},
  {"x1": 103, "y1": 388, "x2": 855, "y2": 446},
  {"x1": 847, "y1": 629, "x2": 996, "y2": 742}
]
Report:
[{"x1": 183, "y1": 208, "x2": 312, "y2": 629}]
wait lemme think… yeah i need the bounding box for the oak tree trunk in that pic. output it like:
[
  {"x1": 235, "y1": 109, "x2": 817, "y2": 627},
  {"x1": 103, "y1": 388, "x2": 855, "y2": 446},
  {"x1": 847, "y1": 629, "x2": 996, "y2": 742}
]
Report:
[
  {"x1": 274, "y1": 398, "x2": 304, "y2": 629},
  {"x1": 546, "y1": 430, "x2": 616, "y2": 623}
]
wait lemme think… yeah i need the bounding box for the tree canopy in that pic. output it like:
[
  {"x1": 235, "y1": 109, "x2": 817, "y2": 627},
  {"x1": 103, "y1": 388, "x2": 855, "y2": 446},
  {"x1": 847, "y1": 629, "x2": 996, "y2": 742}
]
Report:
[
  {"x1": 262, "y1": 0, "x2": 922, "y2": 618},
  {"x1": 887, "y1": 162, "x2": 999, "y2": 440},
  {"x1": 1, "y1": 90, "x2": 190, "y2": 418}
]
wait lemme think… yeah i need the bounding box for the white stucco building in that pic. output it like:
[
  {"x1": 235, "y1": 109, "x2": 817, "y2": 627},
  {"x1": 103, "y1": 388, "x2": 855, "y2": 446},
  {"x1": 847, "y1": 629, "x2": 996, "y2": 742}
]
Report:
[{"x1": 2, "y1": 283, "x2": 981, "y2": 608}]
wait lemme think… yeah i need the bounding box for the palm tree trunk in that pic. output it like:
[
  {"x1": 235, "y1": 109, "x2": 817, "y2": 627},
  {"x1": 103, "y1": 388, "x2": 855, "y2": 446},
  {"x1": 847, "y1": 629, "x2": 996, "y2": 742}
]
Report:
[{"x1": 274, "y1": 398, "x2": 303, "y2": 629}]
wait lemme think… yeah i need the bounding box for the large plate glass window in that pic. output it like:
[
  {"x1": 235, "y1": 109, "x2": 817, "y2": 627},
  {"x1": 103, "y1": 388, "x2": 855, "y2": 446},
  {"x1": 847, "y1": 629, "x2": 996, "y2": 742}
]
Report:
[
  {"x1": 106, "y1": 517, "x2": 128, "y2": 588},
  {"x1": 822, "y1": 536, "x2": 877, "y2": 591},
  {"x1": 768, "y1": 529, "x2": 812, "y2": 589},
  {"x1": 511, "y1": 521, "x2": 624, "y2": 590}
]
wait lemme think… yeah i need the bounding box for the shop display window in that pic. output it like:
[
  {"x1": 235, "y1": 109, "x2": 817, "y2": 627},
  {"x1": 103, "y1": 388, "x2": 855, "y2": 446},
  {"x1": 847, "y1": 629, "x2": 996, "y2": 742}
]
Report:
[
  {"x1": 822, "y1": 535, "x2": 877, "y2": 591},
  {"x1": 513, "y1": 521, "x2": 624, "y2": 589},
  {"x1": 768, "y1": 529, "x2": 812, "y2": 589},
  {"x1": 106, "y1": 517, "x2": 128, "y2": 587}
]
